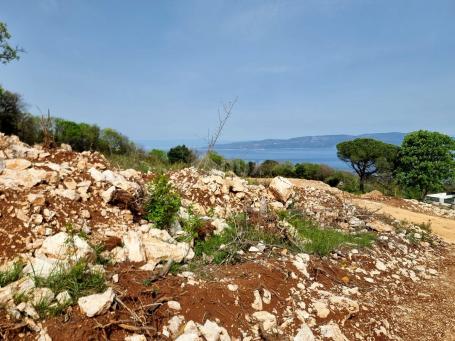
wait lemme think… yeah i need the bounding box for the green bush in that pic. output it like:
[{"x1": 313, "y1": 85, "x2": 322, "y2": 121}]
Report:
[
  {"x1": 144, "y1": 174, "x2": 181, "y2": 229},
  {"x1": 168, "y1": 145, "x2": 196, "y2": 164}
]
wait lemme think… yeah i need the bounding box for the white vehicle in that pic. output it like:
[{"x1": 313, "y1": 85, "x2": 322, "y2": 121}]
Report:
[{"x1": 424, "y1": 192, "x2": 455, "y2": 206}]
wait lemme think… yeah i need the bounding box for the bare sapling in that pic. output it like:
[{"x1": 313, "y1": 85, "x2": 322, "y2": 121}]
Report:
[{"x1": 199, "y1": 97, "x2": 238, "y2": 170}]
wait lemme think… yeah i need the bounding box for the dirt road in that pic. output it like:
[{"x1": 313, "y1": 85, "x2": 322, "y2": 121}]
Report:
[{"x1": 353, "y1": 199, "x2": 455, "y2": 243}]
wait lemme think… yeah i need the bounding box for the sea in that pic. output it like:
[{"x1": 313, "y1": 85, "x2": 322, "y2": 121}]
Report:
[
  {"x1": 136, "y1": 140, "x2": 349, "y2": 171},
  {"x1": 206, "y1": 147, "x2": 349, "y2": 171}
]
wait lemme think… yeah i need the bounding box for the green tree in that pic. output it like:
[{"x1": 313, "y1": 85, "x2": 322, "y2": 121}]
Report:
[
  {"x1": 256, "y1": 160, "x2": 279, "y2": 177},
  {"x1": 99, "y1": 128, "x2": 135, "y2": 155},
  {"x1": 0, "y1": 87, "x2": 24, "y2": 135},
  {"x1": 167, "y1": 145, "x2": 195, "y2": 164},
  {"x1": 0, "y1": 22, "x2": 22, "y2": 64},
  {"x1": 396, "y1": 130, "x2": 455, "y2": 199},
  {"x1": 337, "y1": 138, "x2": 399, "y2": 192}
]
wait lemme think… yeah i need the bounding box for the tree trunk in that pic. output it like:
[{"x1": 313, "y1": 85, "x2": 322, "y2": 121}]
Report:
[{"x1": 359, "y1": 177, "x2": 365, "y2": 193}]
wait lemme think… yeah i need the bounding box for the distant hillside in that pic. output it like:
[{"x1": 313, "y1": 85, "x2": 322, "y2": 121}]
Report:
[{"x1": 216, "y1": 132, "x2": 407, "y2": 149}]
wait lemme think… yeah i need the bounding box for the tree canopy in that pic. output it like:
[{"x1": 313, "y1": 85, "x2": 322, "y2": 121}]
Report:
[
  {"x1": 337, "y1": 138, "x2": 399, "y2": 192},
  {"x1": 167, "y1": 145, "x2": 195, "y2": 164},
  {"x1": 396, "y1": 130, "x2": 455, "y2": 199},
  {"x1": 0, "y1": 22, "x2": 22, "y2": 64}
]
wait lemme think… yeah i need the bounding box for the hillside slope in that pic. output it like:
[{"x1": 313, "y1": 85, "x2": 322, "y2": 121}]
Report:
[{"x1": 0, "y1": 134, "x2": 454, "y2": 340}]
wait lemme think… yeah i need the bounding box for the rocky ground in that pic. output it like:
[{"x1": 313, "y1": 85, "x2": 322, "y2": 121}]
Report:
[{"x1": 0, "y1": 133, "x2": 454, "y2": 341}]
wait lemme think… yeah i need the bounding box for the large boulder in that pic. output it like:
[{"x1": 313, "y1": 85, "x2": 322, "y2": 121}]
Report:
[{"x1": 269, "y1": 177, "x2": 294, "y2": 203}]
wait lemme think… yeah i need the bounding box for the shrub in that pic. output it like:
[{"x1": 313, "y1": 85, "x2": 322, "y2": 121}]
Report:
[
  {"x1": 144, "y1": 174, "x2": 181, "y2": 229},
  {"x1": 168, "y1": 145, "x2": 196, "y2": 164}
]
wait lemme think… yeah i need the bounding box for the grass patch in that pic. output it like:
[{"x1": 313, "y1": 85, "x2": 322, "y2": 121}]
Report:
[
  {"x1": 286, "y1": 212, "x2": 376, "y2": 256},
  {"x1": 0, "y1": 262, "x2": 24, "y2": 287},
  {"x1": 13, "y1": 291, "x2": 29, "y2": 305},
  {"x1": 33, "y1": 299, "x2": 69, "y2": 318},
  {"x1": 193, "y1": 212, "x2": 376, "y2": 263},
  {"x1": 33, "y1": 261, "x2": 106, "y2": 303},
  {"x1": 193, "y1": 214, "x2": 290, "y2": 264}
]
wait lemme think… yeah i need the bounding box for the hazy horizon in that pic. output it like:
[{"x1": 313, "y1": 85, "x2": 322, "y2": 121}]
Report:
[{"x1": 1, "y1": 1, "x2": 454, "y2": 140}]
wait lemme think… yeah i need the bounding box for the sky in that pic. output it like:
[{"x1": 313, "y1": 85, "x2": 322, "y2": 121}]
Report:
[{"x1": 1, "y1": 0, "x2": 454, "y2": 143}]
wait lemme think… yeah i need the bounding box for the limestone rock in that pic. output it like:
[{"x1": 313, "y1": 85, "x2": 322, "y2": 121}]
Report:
[
  {"x1": 198, "y1": 319, "x2": 231, "y2": 341},
  {"x1": 252, "y1": 311, "x2": 277, "y2": 332},
  {"x1": 56, "y1": 291, "x2": 72, "y2": 305},
  {"x1": 78, "y1": 287, "x2": 115, "y2": 317},
  {"x1": 101, "y1": 186, "x2": 116, "y2": 203},
  {"x1": 36, "y1": 232, "x2": 94, "y2": 261},
  {"x1": 122, "y1": 231, "x2": 146, "y2": 262},
  {"x1": 125, "y1": 335, "x2": 147, "y2": 341},
  {"x1": 4, "y1": 158, "x2": 32, "y2": 170},
  {"x1": 319, "y1": 323, "x2": 348, "y2": 341},
  {"x1": 294, "y1": 324, "x2": 315, "y2": 341},
  {"x1": 269, "y1": 176, "x2": 294, "y2": 203}
]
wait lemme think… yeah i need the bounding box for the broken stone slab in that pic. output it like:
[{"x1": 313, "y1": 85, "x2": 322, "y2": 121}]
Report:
[
  {"x1": 198, "y1": 319, "x2": 231, "y2": 341},
  {"x1": 319, "y1": 322, "x2": 348, "y2": 341},
  {"x1": 35, "y1": 232, "x2": 94, "y2": 261},
  {"x1": 0, "y1": 168, "x2": 49, "y2": 189},
  {"x1": 0, "y1": 277, "x2": 35, "y2": 306},
  {"x1": 125, "y1": 335, "x2": 147, "y2": 341},
  {"x1": 56, "y1": 291, "x2": 72, "y2": 305},
  {"x1": 252, "y1": 311, "x2": 277, "y2": 332},
  {"x1": 294, "y1": 324, "x2": 315, "y2": 341},
  {"x1": 30, "y1": 287, "x2": 55, "y2": 305},
  {"x1": 53, "y1": 188, "x2": 81, "y2": 201},
  {"x1": 77, "y1": 287, "x2": 115, "y2": 317},
  {"x1": 23, "y1": 257, "x2": 66, "y2": 278},
  {"x1": 17, "y1": 302, "x2": 40, "y2": 320},
  {"x1": 27, "y1": 193, "x2": 46, "y2": 206},
  {"x1": 122, "y1": 231, "x2": 146, "y2": 262},
  {"x1": 4, "y1": 158, "x2": 32, "y2": 170},
  {"x1": 269, "y1": 176, "x2": 294, "y2": 203},
  {"x1": 101, "y1": 185, "x2": 116, "y2": 203}
]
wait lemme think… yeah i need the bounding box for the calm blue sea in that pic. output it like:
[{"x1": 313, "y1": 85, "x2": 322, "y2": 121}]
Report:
[{"x1": 206, "y1": 147, "x2": 349, "y2": 170}]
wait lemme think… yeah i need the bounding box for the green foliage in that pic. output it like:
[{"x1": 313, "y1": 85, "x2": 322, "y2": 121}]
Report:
[
  {"x1": 168, "y1": 145, "x2": 196, "y2": 164},
  {"x1": 144, "y1": 174, "x2": 181, "y2": 229},
  {"x1": 54, "y1": 119, "x2": 101, "y2": 152},
  {"x1": 33, "y1": 261, "x2": 106, "y2": 303},
  {"x1": 92, "y1": 243, "x2": 111, "y2": 266},
  {"x1": 33, "y1": 298, "x2": 69, "y2": 318},
  {"x1": 148, "y1": 149, "x2": 168, "y2": 164},
  {"x1": 286, "y1": 213, "x2": 376, "y2": 256},
  {"x1": 0, "y1": 262, "x2": 23, "y2": 287},
  {"x1": 295, "y1": 163, "x2": 332, "y2": 181},
  {"x1": 192, "y1": 212, "x2": 376, "y2": 264},
  {"x1": 0, "y1": 22, "x2": 22, "y2": 64},
  {"x1": 98, "y1": 127, "x2": 136, "y2": 155},
  {"x1": 396, "y1": 130, "x2": 455, "y2": 199},
  {"x1": 178, "y1": 209, "x2": 205, "y2": 242},
  {"x1": 254, "y1": 160, "x2": 280, "y2": 177},
  {"x1": 337, "y1": 138, "x2": 399, "y2": 192}
]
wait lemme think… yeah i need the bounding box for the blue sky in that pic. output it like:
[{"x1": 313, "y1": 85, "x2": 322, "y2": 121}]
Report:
[{"x1": 1, "y1": 0, "x2": 454, "y2": 142}]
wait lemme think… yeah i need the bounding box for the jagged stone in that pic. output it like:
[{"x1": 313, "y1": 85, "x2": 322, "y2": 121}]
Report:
[{"x1": 77, "y1": 287, "x2": 115, "y2": 317}]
